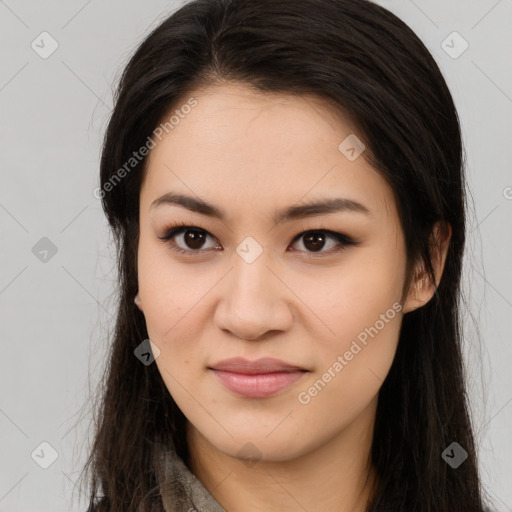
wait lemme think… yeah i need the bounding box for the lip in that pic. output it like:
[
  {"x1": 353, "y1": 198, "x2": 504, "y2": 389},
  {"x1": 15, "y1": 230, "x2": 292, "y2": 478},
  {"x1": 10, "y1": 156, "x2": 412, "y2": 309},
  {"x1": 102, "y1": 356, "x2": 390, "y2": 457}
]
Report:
[
  {"x1": 208, "y1": 357, "x2": 308, "y2": 398},
  {"x1": 209, "y1": 357, "x2": 306, "y2": 374}
]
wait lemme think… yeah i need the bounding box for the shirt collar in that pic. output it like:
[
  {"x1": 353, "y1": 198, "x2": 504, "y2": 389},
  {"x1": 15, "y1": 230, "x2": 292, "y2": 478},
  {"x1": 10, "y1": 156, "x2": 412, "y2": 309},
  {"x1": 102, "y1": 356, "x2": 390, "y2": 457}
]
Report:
[{"x1": 154, "y1": 442, "x2": 227, "y2": 512}]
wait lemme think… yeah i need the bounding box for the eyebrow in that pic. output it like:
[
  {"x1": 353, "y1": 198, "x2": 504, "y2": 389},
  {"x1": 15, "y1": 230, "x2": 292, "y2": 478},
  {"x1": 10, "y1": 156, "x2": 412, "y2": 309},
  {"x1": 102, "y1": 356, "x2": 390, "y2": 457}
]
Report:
[{"x1": 150, "y1": 192, "x2": 372, "y2": 223}]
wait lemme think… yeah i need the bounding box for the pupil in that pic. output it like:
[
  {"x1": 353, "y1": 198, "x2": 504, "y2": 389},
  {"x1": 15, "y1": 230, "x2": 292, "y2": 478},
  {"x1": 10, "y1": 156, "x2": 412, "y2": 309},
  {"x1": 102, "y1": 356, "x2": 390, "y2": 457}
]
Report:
[
  {"x1": 185, "y1": 229, "x2": 205, "y2": 249},
  {"x1": 304, "y1": 232, "x2": 325, "y2": 252}
]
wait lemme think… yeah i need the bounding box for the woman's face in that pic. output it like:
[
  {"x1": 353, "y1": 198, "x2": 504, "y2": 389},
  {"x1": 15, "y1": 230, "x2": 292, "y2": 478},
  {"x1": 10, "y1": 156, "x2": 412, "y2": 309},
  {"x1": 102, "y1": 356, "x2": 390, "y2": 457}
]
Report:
[{"x1": 137, "y1": 82, "x2": 417, "y2": 462}]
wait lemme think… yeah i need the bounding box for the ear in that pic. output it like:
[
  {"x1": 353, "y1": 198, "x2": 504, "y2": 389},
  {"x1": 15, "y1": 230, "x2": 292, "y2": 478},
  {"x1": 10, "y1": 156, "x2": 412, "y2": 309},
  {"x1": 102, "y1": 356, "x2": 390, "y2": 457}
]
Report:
[
  {"x1": 134, "y1": 292, "x2": 144, "y2": 311},
  {"x1": 402, "y1": 221, "x2": 452, "y2": 314}
]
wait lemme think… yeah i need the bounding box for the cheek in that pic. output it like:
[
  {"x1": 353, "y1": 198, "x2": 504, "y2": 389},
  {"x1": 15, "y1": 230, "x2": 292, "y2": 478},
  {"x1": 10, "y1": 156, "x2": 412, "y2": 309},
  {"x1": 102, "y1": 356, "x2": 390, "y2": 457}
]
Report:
[
  {"x1": 137, "y1": 238, "x2": 192, "y2": 337},
  {"x1": 297, "y1": 277, "x2": 402, "y2": 419},
  {"x1": 137, "y1": 240, "x2": 224, "y2": 364},
  {"x1": 308, "y1": 255, "x2": 403, "y2": 341},
  {"x1": 298, "y1": 246, "x2": 405, "y2": 386}
]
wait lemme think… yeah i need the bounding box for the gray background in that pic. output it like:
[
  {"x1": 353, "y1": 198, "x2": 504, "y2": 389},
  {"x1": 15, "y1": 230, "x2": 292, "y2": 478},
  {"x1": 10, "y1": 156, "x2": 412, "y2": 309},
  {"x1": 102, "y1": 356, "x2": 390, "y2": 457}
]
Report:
[{"x1": 0, "y1": 0, "x2": 511, "y2": 511}]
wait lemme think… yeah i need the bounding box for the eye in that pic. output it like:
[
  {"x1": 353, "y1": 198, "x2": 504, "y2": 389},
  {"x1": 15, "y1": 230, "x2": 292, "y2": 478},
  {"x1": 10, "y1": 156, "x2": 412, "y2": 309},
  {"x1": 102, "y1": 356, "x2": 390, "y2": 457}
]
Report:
[
  {"x1": 289, "y1": 229, "x2": 357, "y2": 256},
  {"x1": 157, "y1": 223, "x2": 358, "y2": 257},
  {"x1": 158, "y1": 224, "x2": 220, "y2": 255}
]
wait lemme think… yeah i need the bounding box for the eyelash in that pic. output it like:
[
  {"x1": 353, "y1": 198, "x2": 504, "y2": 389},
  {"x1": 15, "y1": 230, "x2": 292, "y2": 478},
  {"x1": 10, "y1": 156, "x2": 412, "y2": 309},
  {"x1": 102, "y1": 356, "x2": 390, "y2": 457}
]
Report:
[{"x1": 158, "y1": 222, "x2": 359, "y2": 259}]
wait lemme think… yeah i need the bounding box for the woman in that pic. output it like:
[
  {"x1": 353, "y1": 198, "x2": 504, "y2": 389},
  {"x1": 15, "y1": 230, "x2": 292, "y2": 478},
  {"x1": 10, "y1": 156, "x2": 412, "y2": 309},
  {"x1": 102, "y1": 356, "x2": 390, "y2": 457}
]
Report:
[{"x1": 81, "y1": 0, "x2": 491, "y2": 510}]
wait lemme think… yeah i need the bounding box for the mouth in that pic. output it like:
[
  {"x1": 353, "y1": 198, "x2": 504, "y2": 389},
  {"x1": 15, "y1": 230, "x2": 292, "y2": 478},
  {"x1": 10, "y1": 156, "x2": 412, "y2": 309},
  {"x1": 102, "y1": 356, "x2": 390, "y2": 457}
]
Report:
[{"x1": 208, "y1": 357, "x2": 309, "y2": 398}]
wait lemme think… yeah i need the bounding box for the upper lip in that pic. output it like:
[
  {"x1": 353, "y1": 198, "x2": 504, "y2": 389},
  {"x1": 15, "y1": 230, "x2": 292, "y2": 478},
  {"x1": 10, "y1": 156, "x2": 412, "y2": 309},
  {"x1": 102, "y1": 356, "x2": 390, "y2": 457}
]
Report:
[{"x1": 209, "y1": 357, "x2": 307, "y2": 374}]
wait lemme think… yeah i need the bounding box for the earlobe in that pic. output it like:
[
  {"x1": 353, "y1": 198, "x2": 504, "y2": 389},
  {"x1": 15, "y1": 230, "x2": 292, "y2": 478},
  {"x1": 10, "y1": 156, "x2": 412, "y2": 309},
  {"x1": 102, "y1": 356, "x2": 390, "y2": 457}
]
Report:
[
  {"x1": 134, "y1": 292, "x2": 143, "y2": 311},
  {"x1": 402, "y1": 221, "x2": 452, "y2": 314},
  {"x1": 402, "y1": 269, "x2": 435, "y2": 314}
]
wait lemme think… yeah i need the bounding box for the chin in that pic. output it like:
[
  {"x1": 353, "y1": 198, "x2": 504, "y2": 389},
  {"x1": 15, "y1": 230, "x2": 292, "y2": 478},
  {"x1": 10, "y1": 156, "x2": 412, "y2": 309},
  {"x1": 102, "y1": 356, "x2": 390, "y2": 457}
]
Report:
[{"x1": 195, "y1": 420, "x2": 316, "y2": 464}]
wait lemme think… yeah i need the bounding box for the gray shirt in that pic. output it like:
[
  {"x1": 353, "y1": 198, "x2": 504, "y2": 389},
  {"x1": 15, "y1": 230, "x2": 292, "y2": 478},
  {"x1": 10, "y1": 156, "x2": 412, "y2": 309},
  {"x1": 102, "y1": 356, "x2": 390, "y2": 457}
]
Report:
[{"x1": 154, "y1": 445, "x2": 227, "y2": 512}]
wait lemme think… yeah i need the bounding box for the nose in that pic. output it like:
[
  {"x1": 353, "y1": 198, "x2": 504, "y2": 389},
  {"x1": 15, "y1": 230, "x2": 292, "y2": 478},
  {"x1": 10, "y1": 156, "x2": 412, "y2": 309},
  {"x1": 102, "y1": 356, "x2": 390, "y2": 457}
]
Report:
[{"x1": 213, "y1": 255, "x2": 294, "y2": 341}]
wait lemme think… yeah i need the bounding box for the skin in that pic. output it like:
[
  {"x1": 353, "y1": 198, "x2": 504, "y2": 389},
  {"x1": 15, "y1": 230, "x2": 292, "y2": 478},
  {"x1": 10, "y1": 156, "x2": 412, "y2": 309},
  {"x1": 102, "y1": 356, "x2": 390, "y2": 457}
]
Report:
[{"x1": 135, "y1": 81, "x2": 451, "y2": 512}]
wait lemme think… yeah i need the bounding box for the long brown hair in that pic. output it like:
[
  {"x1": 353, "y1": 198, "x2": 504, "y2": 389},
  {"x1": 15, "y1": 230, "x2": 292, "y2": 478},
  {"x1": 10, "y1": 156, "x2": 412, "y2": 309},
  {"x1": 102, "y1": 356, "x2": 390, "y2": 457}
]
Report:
[{"x1": 80, "y1": 0, "x2": 487, "y2": 510}]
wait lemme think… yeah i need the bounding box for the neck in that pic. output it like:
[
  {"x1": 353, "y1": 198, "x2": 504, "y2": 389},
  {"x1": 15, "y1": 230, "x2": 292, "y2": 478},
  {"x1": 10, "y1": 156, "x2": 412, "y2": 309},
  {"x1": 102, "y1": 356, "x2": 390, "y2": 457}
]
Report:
[{"x1": 187, "y1": 397, "x2": 379, "y2": 512}]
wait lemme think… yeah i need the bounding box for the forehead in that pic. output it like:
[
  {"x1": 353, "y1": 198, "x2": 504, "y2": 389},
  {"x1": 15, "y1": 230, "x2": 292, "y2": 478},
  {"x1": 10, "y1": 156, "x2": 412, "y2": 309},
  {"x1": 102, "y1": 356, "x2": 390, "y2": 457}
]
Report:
[{"x1": 140, "y1": 82, "x2": 395, "y2": 224}]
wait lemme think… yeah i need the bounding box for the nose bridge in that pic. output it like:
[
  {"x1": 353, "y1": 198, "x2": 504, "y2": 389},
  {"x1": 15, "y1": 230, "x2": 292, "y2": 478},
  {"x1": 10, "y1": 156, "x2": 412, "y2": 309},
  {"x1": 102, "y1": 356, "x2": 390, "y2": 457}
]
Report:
[
  {"x1": 230, "y1": 242, "x2": 276, "y2": 311},
  {"x1": 214, "y1": 242, "x2": 292, "y2": 340}
]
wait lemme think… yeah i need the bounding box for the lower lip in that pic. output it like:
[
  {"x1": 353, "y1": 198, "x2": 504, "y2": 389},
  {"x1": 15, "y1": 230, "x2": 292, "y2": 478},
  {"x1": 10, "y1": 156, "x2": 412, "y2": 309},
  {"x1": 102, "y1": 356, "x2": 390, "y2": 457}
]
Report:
[{"x1": 210, "y1": 369, "x2": 306, "y2": 398}]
